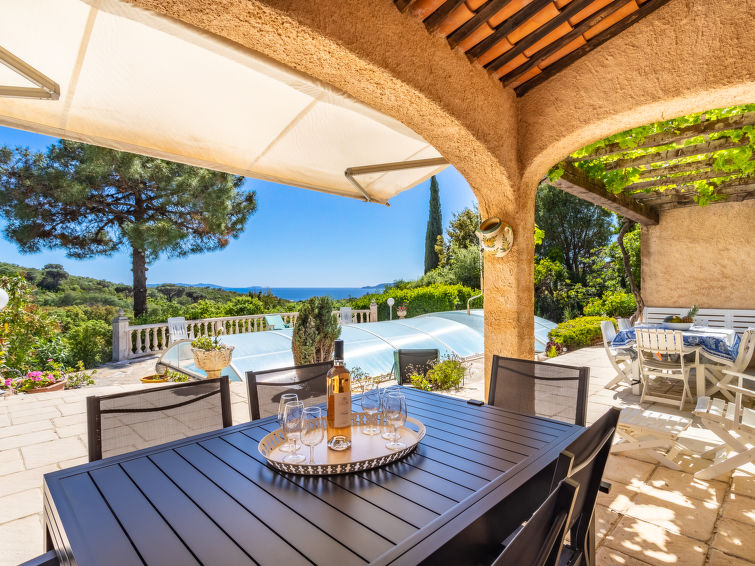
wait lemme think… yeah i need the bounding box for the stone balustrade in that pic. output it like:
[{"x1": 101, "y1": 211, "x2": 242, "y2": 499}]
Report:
[{"x1": 112, "y1": 304, "x2": 377, "y2": 361}]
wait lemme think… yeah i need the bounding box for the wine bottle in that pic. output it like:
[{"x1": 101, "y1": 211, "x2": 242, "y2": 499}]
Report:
[{"x1": 326, "y1": 339, "x2": 352, "y2": 450}]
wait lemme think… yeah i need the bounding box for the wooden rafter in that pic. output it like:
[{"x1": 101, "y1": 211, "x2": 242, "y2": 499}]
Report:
[
  {"x1": 630, "y1": 176, "x2": 755, "y2": 201},
  {"x1": 425, "y1": 1, "x2": 467, "y2": 31},
  {"x1": 514, "y1": 0, "x2": 673, "y2": 96},
  {"x1": 602, "y1": 135, "x2": 750, "y2": 171},
  {"x1": 554, "y1": 162, "x2": 659, "y2": 225},
  {"x1": 568, "y1": 112, "x2": 755, "y2": 162},
  {"x1": 466, "y1": 1, "x2": 554, "y2": 58},
  {"x1": 446, "y1": 0, "x2": 513, "y2": 48},
  {"x1": 623, "y1": 169, "x2": 752, "y2": 193},
  {"x1": 395, "y1": 0, "x2": 415, "y2": 13},
  {"x1": 636, "y1": 157, "x2": 716, "y2": 179}
]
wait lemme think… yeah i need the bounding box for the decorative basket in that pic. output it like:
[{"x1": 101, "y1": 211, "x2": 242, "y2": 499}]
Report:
[
  {"x1": 259, "y1": 412, "x2": 425, "y2": 475},
  {"x1": 191, "y1": 346, "x2": 234, "y2": 379}
]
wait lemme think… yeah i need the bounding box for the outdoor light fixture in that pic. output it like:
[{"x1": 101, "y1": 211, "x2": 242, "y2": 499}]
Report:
[
  {"x1": 476, "y1": 217, "x2": 514, "y2": 258},
  {"x1": 387, "y1": 297, "x2": 395, "y2": 321},
  {"x1": 0, "y1": 288, "x2": 8, "y2": 310}
]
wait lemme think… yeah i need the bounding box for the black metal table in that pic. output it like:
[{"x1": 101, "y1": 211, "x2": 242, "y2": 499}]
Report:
[{"x1": 43, "y1": 387, "x2": 584, "y2": 565}]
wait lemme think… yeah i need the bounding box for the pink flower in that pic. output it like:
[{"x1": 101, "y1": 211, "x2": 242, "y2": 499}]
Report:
[
  {"x1": 47, "y1": 374, "x2": 54, "y2": 379},
  {"x1": 33, "y1": 376, "x2": 41, "y2": 381},
  {"x1": 3, "y1": 379, "x2": 10, "y2": 387},
  {"x1": 27, "y1": 371, "x2": 43, "y2": 378},
  {"x1": 47, "y1": 359, "x2": 53, "y2": 362}
]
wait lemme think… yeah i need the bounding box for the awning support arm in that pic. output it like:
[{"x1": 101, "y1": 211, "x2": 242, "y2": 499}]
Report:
[
  {"x1": 345, "y1": 157, "x2": 449, "y2": 205},
  {"x1": 0, "y1": 45, "x2": 60, "y2": 100}
]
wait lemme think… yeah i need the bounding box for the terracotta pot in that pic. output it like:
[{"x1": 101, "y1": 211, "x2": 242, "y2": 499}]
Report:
[
  {"x1": 191, "y1": 346, "x2": 234, "y2": 379},
  {"x1": 140, "y1": 375, "x2": 170, "y2": 384},
  {"x1": 25, "y1": 380, "x2": 67, "y2": 394},
  {"x1": 397, "y1": 311, "x2": 407, "y2": 319}
]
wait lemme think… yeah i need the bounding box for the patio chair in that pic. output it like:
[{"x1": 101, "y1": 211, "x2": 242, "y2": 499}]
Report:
[
  {"x1": 492, "y1": 478, "x2": 579, "y2": 566},
  {"x1": 601, "y1": 320, "x2": 634, "y2": 389},
  {"x1": 635, "y1": 328, "x2": 693, "y2": 410},
  {"x1": 549, "y1": 407, "x2": 620, "y2": 566},
  {"x1": 393, "y1": 348, "x2": 439, "y2": 385},
  {"x1": 614, "y1": 408, "x2": 691, "y2": 470},
  {"x1": 701, "y1": 328, "x2": 755, "y2": 400},
  {"x1": 167, "y1": 316, "x2": 189, "y2": 343},
  {"x1": 489, "y1": 356, "x2": 589, "y2": 427},
  {"x1": 246, "y1": 361, "x2": 333, "y2": 420},
  {"x1": 339, "y1": 306, "x2": 353, "y2": 324},
  {"x1": 616, "y1": 318, "x2": 631, "y2": 331},
  {"x1": 264, "y1": 314, "x2": 291, "y2": 330},
  {"x1": 694, "y1": 369, "x2": 755, "y2": 480},
  {"x1": 86, "y1": 377, "x2": 232, "y2": 461}
]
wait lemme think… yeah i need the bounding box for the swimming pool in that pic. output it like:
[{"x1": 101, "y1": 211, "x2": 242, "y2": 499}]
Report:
[{"x1": 157, "y1": 310, "x2": 557, "y2": 381}]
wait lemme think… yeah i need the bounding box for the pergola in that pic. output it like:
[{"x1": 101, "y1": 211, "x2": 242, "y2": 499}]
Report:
[{"x1": 1, "y1": 0, "x2": 753, "y2": 395}]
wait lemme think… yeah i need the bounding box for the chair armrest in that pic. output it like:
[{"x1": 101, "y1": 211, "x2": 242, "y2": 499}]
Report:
[
  {"x1": 599, "y1": 480, "x2": 611, "y2": 494},
  {"x1": 719, "y1": 370, "x2": 755, "y2": 398}
]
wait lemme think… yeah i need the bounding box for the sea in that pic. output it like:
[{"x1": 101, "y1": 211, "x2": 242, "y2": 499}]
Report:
[{"x1": 236, "y1": 287, "x2": 385, "y2": 301}]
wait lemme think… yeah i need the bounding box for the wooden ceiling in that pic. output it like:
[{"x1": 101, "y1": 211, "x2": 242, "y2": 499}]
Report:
[{"x1": 395, "y1": 0, "x2": 671, "y2": 95}]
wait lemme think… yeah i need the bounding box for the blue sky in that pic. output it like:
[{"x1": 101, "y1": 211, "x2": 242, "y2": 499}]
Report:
[{"x1": 0, "y1": 126, "x2": 477, "y2": 287}]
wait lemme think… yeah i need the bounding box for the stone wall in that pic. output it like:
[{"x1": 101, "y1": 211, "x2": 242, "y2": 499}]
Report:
[{"x1": 642, "y1": 200, "x2": 755, "y2": 309}]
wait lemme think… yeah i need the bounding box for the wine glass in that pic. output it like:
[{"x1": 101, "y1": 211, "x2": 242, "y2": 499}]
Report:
[
  {"x1": 361, "y1": 382, "x2": 380, "y2": 435},
  {"x1": 380, "y1": 385, "x2": 399, "y2": 439},
  {"x1": 301, "y1": 407, "x2": 324, "y2": 464},
  {"x1": 278, "y1": 393, "x2": 299, "y2": 452},
  {"x1": 383, "y1": 391, "x2": 407, "y2": 451},
  {"x1": 282, "y1": 401, "x2": 305, "y2": 464}
]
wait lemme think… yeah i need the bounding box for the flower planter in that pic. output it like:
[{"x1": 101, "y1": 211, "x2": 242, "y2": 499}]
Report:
[
  {"x1": 397, "y1": 311, "x2": 406, "y2": 319},
  {"x1": 191, "y1": 347, "x2": 234, "y2": 379},
  {"x1": 25, "y1": 380, "x2": 67, "y2": 394},
  {"x1": 140, "y1": 375, "x2": 170, "y2": 384}
]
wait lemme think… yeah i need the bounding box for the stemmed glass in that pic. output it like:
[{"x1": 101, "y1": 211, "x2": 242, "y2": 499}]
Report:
[
  {"x1": 383, "y1": 391, "x2": 407, "y2": 451},
  {"x1": 282, "y1": 401, "x2": 306, "y2": 464},
  {"x1": 278, "y1": 393, "x2": 299, "y2": 452},
  {"x1": 380, "y1": 386, "x2": 399, "y2": 440},
  {"x1": 361, "y1": 382, "x2": 380, "y2": 435},
  {"x1": 301, "y1": 407, "x2": 324, "y2": 464}
]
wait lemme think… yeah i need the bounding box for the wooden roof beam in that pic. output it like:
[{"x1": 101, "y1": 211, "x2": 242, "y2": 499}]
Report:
[
  {"x1": 630, "y1": 177, "x2": 755, "y2": 201},
  {"x1": 462, "y1": 0, "x2": 553, "y2": 56},
  {"x1": 553, "y1": 162, "x2": 659, "y2": 225},
  {"x1": 425, "y1": 1, "x2": 467, "y2": 32},
  {"x1": 623, "y1": 167, "x2": 755, "y2": 192}
]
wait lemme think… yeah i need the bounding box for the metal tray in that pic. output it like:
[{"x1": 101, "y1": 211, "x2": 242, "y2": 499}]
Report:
[{"x1": 258, "y1": 412, "x2": 425, "y2": 475}]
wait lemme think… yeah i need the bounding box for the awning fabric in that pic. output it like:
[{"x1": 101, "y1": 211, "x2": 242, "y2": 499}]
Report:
[{"x1": 0, "y1": 0, "x2": 447, "y2": 204}]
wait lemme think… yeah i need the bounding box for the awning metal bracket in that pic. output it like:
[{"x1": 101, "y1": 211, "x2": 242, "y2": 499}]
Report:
[
  {"x1": 0, "y1": 45, "x2": 60, "y2": 100},
  {"x1": 345, "y1": 157, "x2": 449, "y2": 205}
]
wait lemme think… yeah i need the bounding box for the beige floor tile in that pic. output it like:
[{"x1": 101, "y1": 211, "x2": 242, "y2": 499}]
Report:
[
  {"x1": 0, "y1": 420, "x2": 54, "y2": 440},
  {"x1": 20, "y1": 436, "x2": 86, "y2": 469},
  {"x1": 605, "y1": 455, "x2": 657, "y2": 485},
  {"x1": 595, "y1": 546, "x2": 654, "y2": 565},
  {"x1": 0, "y1": 514, "x2": 44, "y2": 566},
  {"x1": 0, "y1": 414, "x2": 10, "y2": 427},
  {"x1": 711, "y1": 518, "x2": 755, "y2": 561},
  {"x1": 0, "y1": 431, "x2": 58, "y2": 452},
  {"x1": 59, "y1": 456, "x2": 88, "y2": 469},
  {"x1": 732, "y1": 471, "x2": 755, "y2": 499},
  {"x1": 624, "y1": 492, "x2": 718, "y2": 541},
  {"x1": 56, "y1": 423, "x2": 88, "y2": 438},
  {"x1": 51, "y1": 413, "x2": 86, "y2": 428},
  {"x1": 597, "y1": 480, "x2": 642, "y2": 513},
  {"x1": 0, "y1": 449, "x2": 24, "y2": 476},
  {"x1": 57, "y1": 402, "x2": 87, "y2": 416},
  {"x1": 9, "y1": 408, "x2": 60, "y2": 425},
  {"x1": 0, "y1": 465, "x2": 57, "y2": 497},
  {"x1": 647, "y1": 467, "x2": 728, "y2": 505},
  {"x1": 595, "y1": 504, "x2": 622, "y2": 542},
  {"x1": 706, "y1": 548, "x2": 755, "y2": 566},
  {"x1": 604, "y1": 516, "x2": 708, "y2": 566},
  {"x1": 722, "y1": 493, "x2": 755, "y2": 527},
  {"x1": 0, "y1": 488, "x2": 42, "y2": 524}
]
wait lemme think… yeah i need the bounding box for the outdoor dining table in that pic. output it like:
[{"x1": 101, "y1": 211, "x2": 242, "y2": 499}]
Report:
[
  {"x1": 42, "y1": 387, "x2": 584, "y2": 566},
  {"x1": 611, "y1": 324, "x2": 741, "y2": 397}
]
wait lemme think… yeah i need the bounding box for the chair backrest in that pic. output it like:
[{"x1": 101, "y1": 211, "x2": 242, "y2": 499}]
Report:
[
  {"x1": 643, "y1": 307, "x2": 755, "y2": 336},
  {"x1": 734, "y1": 329, "x2": 755, "y2": 372},
  {"x1": 550, "y1": 407, "x2": 621, "y2": 561},
  {"x1": 167, "y1": 316, "x2": 188, "y2": 342},
  {"x1": 492, "y1": 478, "x2": 579, "y2": 566},
  {"x1": 616, "y1": 318, "x2": 631, "y2": 331},
  {"x1": 635, "y1": 328, "x2": 685, "y2": 357},
  {"x1": 600, "y1": 320, "x2": 617, "y2": 349},
  {"x1": 489, "y1": 356, "x2": 589, "y2": 427},
  {"x1": 86, "y1": 377, "x2": 232, "y2": 461},
  {"x1": 394, "y1": 348, "x2": 439, "y2": 385},
  {"x1": 339, "y1": 307, "x2": 353, "y2": 325},
  {"x1": 264, "y1": 315, "x2": 288, "y2": 330},
  {"x1": 246, "y1": 361, "x2": 333, "y2": 420}
]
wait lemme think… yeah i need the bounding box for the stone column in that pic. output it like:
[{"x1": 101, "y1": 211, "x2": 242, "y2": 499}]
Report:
[
  {"x1": 369, "y1": 300, "x2": 378, "y2": 323},
  {"x1": 112, "y1": 310, "x2": 131, "y2": 362}
]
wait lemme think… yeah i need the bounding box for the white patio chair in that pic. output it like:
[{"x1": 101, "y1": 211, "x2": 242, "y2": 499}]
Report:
[
  {"x1": 601, "y1": 321, "x2": 633, "y2": 389},
  {"x1": 167, "y1": 316, "x2": 189, "y2": 343},
  {"x1": 616, "y1": 318, "x2": 631, "y2": 331},
  {"x1": 614, "y1": 408, "x2": 691, "y2": 470},
  {"x1": 636, "y1": 328, "x2": 693, "y2": 410},
  {"x1": 701, "y1": 328, "x2": 755, "y2": 400},
  {"x1": 339, "y1": 306, "x2": 353, "y2": 325},
  {"x1": 694, "y1": 370, "x2": 755, "y2": 480}
]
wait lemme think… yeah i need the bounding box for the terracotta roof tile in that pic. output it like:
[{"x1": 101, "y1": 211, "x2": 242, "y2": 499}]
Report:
[
  {"x1": 477, "y1": 35, "x2": 514, "y2": 65},
  {"x1": 489, "y1": 0, "x2": 533, "y2": 28},
  {"x1": 554, "y1": 0, "x2": 574, "y2": 7},
  {"x1": 568, "y1": 0, "x2": 614, "y2": 26},
  {"x1": 583, "y1": 0, "x2": 638, "y2": 39},
  {"x1": 524, "y1": 22, "x2": 573, "y2": 56},
  {"x1": 508, "y1": 65, "x2": 542, "y2": 88},
  {"x1": 466, "y1": 0, "x2": 489, "y2": 10},
  {"x1": 494, "y1": 52, "x2": 530, "y2": 77},
  {"x1": 458, "y1": 22, "x2": 494, "y2": 52},
  {"x1": 538, "y1": 35, "x2": 587, "y2": 67},
  {"x1": 508, "y1": 3, "x2": 561, "y2": 44},
  {"x1": 437, "y1": 3, "x2": 475, "y2": 35},
  {"x1": 410, "y1": 0, "x2": 447, "y2": 20}
]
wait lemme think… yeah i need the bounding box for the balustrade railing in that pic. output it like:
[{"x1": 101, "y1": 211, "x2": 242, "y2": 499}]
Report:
[{"x1": 113, "y1": 307, "x2": 375, "y2": 360}]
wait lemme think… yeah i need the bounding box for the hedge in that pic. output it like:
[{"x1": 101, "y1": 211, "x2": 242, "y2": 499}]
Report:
[
  {"x1": 583, "y1": 291, "x2": 636, "y2": 318},
  {"x1": 351, "y1": 284, "x2": 482, "y2": 320},
  {"x1": 548, "y1": 316, "x2": 615, "y2": 350}
]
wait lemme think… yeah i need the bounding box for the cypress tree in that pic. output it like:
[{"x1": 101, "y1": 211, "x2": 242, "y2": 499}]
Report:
[{"x1": 424, "y1": 176, "x2": 442, "y2": 273}]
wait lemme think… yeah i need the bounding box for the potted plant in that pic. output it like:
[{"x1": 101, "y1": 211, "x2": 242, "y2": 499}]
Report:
[
  {"x1": 10, "y1": 369, "x2": 67, "y2": 394},
  {"x1": 395, "y1": 303, "x2": 407, "y2": 319},
  {"x1": 191, "y1": 331, "x2": 234, "y2": 379},
  {"x1": 141, "y1": 370, "x2": 191, "y2": 384}
]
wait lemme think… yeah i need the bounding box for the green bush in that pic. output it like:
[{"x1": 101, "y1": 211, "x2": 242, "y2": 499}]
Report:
[
  {"x1": 583, "y1": 291, "x2": 636, "y2": 318},
  {"x1": 351, "y1": 284, "x2": 482, "y2": 320},
  {"x1": 409, "y1": 358, "x2": 465, "y2": 391},
  {"x1": 64, "y1": 320, "x2": 112, "y2": 368},
  {"x1": 548, "y1": 316, "x2": 614, "y2": 350},
  {"x1": 221, "y1": 296, "x2": 264, "y2": 317}
]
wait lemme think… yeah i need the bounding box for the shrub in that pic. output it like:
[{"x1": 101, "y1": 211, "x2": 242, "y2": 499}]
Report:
[
  {"x1": 409, "y1": 358, "x2": 465, "y2": 391},
  {"x1": 583, "y1": 291, "x2": 636, "y2": 318},
  {"x1": 545, "y1": 341, "x2": 566, "y2": 358},
  {"x1": 292, "y1": 296, "x2": 341, "y2": 365},
  {"x1": 351, "y1": 284, "x2": 482, "y2": 320},
  {"x1": 548, "y1": 316, "x2": 614, "y2": 350},
  {"x1": 221, "y1": 296, "x2": 264, "y2": 317},
  {"x1": 64, "y1": 320, "x2": 112, "y2": 368}
]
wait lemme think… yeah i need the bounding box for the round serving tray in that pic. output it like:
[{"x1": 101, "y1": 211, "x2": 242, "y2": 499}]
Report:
[{"x1": 258, "y1": 412, "x2": 425, "y2": 475}]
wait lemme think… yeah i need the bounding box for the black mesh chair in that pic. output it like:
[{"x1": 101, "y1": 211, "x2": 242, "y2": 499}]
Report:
[
  {"x1": 489, "y1": 356, "x2": 589, "y2": 426},
  {"x1": 246, "y1": 361, "x2": 333, "y2": 421},
  {"x1": 394, "y1": 348, "x2": 439, "y2": 385},
  {"x1": 86, "y1": 377, "x2": 232, "y2": 462},
  {"x1": 492, "y1": 478, "x2": 580, "y2": 566},
  {"x1": 550, "y1": 407, "x2": 621, "y2": 566}
]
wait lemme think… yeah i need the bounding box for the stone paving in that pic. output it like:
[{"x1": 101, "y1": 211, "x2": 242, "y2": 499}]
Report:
[{"x1": 0, "y1": 348, "x2": 753, "y2": 565}]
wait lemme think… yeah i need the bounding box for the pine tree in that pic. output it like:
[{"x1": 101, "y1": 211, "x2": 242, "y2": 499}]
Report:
[{"x1": 424, "y1": 176, "x2": 442, "y2": 273}]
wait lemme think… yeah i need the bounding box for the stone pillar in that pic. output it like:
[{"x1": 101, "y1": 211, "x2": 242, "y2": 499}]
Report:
[
  {"x1": 112, "y1": 310, "x2": 131, "y2": 362},
  {"x1": 369, "y1": 300, "x2": 378, "y2": 323}
]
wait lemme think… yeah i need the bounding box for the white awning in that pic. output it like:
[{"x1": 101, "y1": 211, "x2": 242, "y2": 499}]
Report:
[{"x1": 0, "y1": 0, "x2": 447, "y2": 204}]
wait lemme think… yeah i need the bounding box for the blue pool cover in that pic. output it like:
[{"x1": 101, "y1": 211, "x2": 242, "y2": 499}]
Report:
[{"x1": 159, "y1": 309, "x2": 557, "y2": 381}]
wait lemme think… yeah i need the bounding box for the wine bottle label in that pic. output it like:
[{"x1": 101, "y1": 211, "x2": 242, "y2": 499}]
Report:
[{"x1": 332, "y1": 392, "x2": 351, "y2": 428}]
